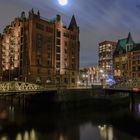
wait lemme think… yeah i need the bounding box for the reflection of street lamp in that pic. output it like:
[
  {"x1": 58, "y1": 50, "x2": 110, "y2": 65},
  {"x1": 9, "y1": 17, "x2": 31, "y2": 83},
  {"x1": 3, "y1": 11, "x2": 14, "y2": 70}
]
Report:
[{"x1": 98, "y1": 125, "x2": 113, "y2": 140}]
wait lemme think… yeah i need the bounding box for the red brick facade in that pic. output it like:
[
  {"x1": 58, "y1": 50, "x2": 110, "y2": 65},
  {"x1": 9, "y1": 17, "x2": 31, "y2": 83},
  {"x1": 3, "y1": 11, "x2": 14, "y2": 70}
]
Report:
[{"x1": 0, "y1": 10, "x2": 80, "y2": 87}]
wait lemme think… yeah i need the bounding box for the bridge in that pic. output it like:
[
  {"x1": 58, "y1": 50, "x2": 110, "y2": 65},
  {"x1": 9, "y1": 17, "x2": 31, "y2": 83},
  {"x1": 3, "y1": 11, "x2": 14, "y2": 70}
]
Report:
[
  {"x1": 103, "y1": 79, "x2": 140, "y2": 109},
  {"x1": 0, "y1": 81, "x2": 59, "y2": 110},
  {"x1": 0, "y1": 81, "x2": 132, "y2": 111},
  {"x1": 104, "y1": 78, "x2": 140, "y2": 93},
  {"x1": 0, "y1": 81, "x2": 47, "y2": 95},
  {"x1": 112, "y1": 78, "x2": 140, "y2": 89}
]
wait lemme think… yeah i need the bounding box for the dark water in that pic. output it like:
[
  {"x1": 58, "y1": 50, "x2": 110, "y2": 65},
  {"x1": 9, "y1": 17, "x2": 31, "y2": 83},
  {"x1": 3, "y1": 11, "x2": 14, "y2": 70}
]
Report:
[{"x1": 0, "y1": 98, "x2": 140, "y2": 140}]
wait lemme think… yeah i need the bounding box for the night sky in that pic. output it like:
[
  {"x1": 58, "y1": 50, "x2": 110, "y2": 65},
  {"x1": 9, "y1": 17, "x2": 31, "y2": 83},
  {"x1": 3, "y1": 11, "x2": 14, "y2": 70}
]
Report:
[{"x1": 1, "y1": 0, "x2": 140, "y2": 67}]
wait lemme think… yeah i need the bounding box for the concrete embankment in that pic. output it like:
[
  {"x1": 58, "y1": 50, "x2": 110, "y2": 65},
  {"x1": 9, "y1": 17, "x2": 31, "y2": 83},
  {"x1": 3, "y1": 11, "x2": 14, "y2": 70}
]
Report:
[{"x1": 0, "y1": 86, "x2": 130, "y2": 112}]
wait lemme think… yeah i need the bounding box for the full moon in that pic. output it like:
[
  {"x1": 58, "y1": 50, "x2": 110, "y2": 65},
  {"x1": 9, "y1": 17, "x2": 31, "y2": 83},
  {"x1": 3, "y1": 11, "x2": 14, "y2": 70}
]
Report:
[{"x1": 58, "y1": 0, "x2": 68, "y2": 6}]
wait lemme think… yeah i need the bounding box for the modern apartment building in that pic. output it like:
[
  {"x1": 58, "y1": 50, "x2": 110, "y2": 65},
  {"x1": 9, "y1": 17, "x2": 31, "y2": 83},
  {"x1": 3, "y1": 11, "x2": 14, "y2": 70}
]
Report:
[
  {"x1": 98, "y1": 40, "x2": 117, "y2": 75},
  {"x1": 0, "y1": 9, "x2": 80, "y2": 87}
]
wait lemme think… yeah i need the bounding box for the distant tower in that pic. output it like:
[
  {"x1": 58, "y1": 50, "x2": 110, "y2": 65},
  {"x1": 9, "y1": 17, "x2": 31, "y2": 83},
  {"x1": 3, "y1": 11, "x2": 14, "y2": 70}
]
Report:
[{"x1": 69, "y1": 15, "x2": 78, "y2": 29}]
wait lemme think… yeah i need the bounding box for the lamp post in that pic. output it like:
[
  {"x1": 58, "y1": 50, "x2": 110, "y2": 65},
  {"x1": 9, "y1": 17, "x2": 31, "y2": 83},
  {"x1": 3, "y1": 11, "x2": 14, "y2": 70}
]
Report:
[
  {"x1": 99, "y1": 69, "x2": 103, "y2": 85},
  {"x1": 46, "y1": 79, "x2": 51, "y2": 88},
  {"x1": 77, "y1": 81, "x2": 81, "y2": 87},
  {"x1": 99, "y1": 69, "x2": 107, "y2": 86},
  {"x1": 82, "y1": 74, "x2": 88, "y2": 87}
]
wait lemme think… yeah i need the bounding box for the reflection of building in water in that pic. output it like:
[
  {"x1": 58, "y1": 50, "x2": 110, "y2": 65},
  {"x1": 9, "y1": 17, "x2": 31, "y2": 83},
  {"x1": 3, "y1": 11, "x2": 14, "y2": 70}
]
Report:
[
  {"x1": 58, "y1": 128, "x2": 79, "y2": 140},
  {"x1": 0, "y1": 118, "x2": 80, "y2": 140},
  {"x1": 15, "y1": 127, "x2": 80, "y2": 140},
  {"x1": 40, "y1": 125, "x2": 80, "y2": 140},
  {"x1": 15, "y1": 129, "x2": 37, "y2": 140},
  {"x1": 98, "y1": 125, "x2": 113, "y2": 140},
  {"x1": 0, "y1": 129, "x2": 37, "y2": 140},
  {"x1": 134, "y1": 103, "x2": 140, "y2": 117}
]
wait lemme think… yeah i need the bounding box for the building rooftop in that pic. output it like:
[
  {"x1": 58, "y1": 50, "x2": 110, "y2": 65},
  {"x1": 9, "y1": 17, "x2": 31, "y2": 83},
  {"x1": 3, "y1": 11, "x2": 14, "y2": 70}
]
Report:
[
  {"x1": 99, "y1": 40, "x2": 117, "y2": 46},
  {"x1": 114, "y1": 32, "x2": 135, "y2": 55}
]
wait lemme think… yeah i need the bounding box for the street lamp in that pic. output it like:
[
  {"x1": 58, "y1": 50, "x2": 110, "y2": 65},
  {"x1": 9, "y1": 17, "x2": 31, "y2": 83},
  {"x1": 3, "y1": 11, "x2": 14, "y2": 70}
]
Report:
[
  {"x1": 99, "y1": 69, "x2": 104, "y2": 73},
  {"x1": 82, "y1": 74, "x2": 88, "y2": 87},
  {"x1": 77, "y1": 81, "x2": 81, "y2": 87},
  {"x1": 99, "y1": 69, "x2": 107, "y2": 85}
]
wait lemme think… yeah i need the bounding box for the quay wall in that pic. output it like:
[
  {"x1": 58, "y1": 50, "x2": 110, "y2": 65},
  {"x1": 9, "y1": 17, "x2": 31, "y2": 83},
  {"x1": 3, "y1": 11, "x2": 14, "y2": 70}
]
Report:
[{"x1": 0, "y1": 86, "x2": 130, "y2": 112}]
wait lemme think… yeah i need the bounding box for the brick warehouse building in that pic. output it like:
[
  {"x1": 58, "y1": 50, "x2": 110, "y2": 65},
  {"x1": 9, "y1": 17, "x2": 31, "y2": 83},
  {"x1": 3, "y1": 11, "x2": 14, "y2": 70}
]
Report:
[
  {"x1": 0, "y1": 9, "x2": 80, "y2": 87},
  {"x1": 113, "y1": 32, "x2": 139, "y2": 80},
  {"x1": 0, "y1": 33, "x2": 2, "y2": 81}
]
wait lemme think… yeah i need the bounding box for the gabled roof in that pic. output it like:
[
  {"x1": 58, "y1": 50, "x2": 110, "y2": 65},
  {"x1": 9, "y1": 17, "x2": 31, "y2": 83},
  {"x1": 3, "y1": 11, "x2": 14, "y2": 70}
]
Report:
[
  {"x1": 113, "y1": 32, "x2": 135, "y2": 56},
  {"x1": 117, "y1": 38, "x2": 127, "y2": 50},
  {"x1": 69, "y1": 15, "x2": 78, "y2": 29},
  {"x1": 126, "y1": 32, "x2": 134, "y2": 44},
  {"x1": 118, "y1": 32, "x2": 135, "y2": 49}
]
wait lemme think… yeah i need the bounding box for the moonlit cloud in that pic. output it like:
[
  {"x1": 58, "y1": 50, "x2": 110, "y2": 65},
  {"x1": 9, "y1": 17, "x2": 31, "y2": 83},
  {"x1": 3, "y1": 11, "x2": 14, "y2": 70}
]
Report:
[{"x1": 0, "y1": 0, "x2": 140, "y2": 67}]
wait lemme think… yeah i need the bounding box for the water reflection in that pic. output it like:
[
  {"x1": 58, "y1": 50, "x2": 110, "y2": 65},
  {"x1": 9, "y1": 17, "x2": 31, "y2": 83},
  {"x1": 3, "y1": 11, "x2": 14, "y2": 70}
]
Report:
[
  {"x1": 0, "y1": 136, "x2": 8, "y2": 140},
  {"x1": 131, "y1": 99, "x2": 140, "y2": 118},
  {"x1": 15, "y1": 129, "x2": 37, "y2": 140},
  {"x1": 98, "y1": 125, "x2": 113, "y2": 140},
  {"x1": 0, "y1": 110, "x2": 7, "y2": 120},
  {"x1": 0, "y1": 103, "x2": 139, "y2": 140},
  {"x1": 16, "y1": 133, "x2": 22, "y2": 140},
  {"x1": 80, "y1": 122, "x2": 100, "y2": 140},
  {"x1": 0, "y1": 129, "x2": 37, "y2": 140},
  {"x1": 80, "y1": 122, "x2": 114, "y2": 140},
  {"x1": 30, "y1": 129, "x2": 36, "y2": 140},
  {"x1": 8, "y1": 106, "x2": 15, "y2": 122}
]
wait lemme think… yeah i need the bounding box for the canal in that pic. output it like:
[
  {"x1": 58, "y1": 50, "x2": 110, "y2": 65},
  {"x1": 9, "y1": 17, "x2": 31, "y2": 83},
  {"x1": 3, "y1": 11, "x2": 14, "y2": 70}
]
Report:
[{"x1": 0, "y1": 95, "x2": 140, "y2": 140}]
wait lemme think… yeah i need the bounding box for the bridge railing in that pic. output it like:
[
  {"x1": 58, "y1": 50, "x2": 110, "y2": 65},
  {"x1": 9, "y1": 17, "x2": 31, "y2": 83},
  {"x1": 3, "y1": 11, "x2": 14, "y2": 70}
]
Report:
[
  {"x1": 111, "y1": 78, "x2": 140, "y2": 89},
  {"x1": 0, "y1": 81, "x2": 45, "y2": 92}
]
